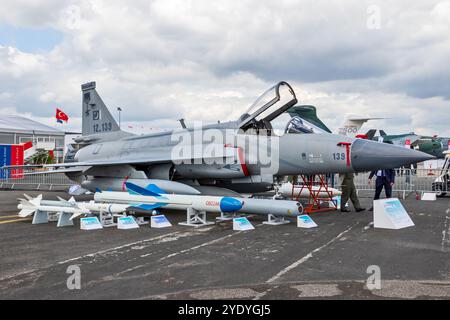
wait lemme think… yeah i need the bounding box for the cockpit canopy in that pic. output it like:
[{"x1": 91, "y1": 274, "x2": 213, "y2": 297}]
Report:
[
  {"x1": 238, "y1": 81, "x2": 297, "y2": 135},
  {"x1": 284, "y1": 116, "x2": 314, "y2": 134}
]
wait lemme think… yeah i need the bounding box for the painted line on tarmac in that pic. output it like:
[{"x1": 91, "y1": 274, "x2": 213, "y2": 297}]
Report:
[
  {"x1": 441, "y1": 209, "x2": 450, "y2": 252},
  {"x1": 57, "y1": 231, "x2": 183, "y2": 265},
  {"x1": 265, "y1": 224, "x2": 356, "y2": 284},
  {"x1": 0, "y1": 215, "x2": 22, "y2": 220},
  {"x1": 0, "y1": 218, "x2": 32, "y2": 224},
  {"x1": 159, "y1": 223, "x2": 264, "y2": 262}
]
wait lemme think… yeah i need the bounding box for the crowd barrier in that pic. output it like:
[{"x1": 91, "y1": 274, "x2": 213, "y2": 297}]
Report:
[
  {"x1": 344, "y1": 168, "x2": 448, "y2": 198},
  {"x1": 0, "y1": 168, "x2": 448, "y2": 197},
  {"x1": 0, "y1": 169, "x2": 73, "y2": 190}
]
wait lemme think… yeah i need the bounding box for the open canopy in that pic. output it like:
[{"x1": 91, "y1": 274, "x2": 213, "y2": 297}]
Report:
[{"x1": 238, "y1": 81, "x2": 297, "y2": 133}]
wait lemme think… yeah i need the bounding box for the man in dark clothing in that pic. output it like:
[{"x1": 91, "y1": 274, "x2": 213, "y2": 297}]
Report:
[
  {"x1": 340, "y1": 173, "x2": 365, "y2": 213},
  {"x1": 368, "y1": 169, "x2": 396, "y2": 210}
]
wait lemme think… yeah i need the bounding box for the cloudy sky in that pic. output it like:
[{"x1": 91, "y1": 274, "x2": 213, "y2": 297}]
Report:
[{"x1": 0, "y1": 0, "x2": 449, "y2": 136}]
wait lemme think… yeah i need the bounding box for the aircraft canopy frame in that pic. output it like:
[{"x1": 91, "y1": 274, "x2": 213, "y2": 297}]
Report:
[{"x1": 238, "y1": 81, "x2": 298, "y2": 132}]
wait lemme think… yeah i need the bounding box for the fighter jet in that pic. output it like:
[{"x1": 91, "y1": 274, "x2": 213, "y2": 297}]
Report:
[
  {"x1": 373, "y1": 130, "x2": 449, "y2": 159},
  {"x1": 11, "y1": 81, "x2": 433, "y2": 195},
  {"x1": 281, "y1": 105, "x2": 382, "y2": 139}
]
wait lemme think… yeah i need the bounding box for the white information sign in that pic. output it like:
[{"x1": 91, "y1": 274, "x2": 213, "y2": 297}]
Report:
[
  {"x1": 297, "y1": 215, "x2": 318, "y2": 228},
  {"x1": 233, "y1": 217, "x2": 255, "y2": 231},
  {"x1": 373, "y1": 198, "x2": 414, "y2": 229},
  {"x1": 151, "y1": 215, "x2": 172, "y2": 228},
  {"x1": 80, "y1": 217, "x2": 103, "y2": 230}
]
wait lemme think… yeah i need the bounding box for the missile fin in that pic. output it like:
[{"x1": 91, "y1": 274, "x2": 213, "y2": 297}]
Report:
[
  {"x1": 125, "y1": 182, "x2": 160, "y2": 197},
  {"x1": 69, "y1": 211, "x2": 83, "y2": 221},
  {"x1": 145, "y1": 184, "x2": 167, "y2": 195},
  {"x1": 57, "y1": 196, "x2": 68, "y2": 203},
  {"x1": 18, "y1": 209, "x2": 35, "y2": 218},
  {"x1": 19, "y1": 199, "x2": 35, "y2": 207},
  {"x1": 30, "y1": 195, "x2": 42, "y2": 206},
  {"x1": 23, "y1": 194, "x2": 33, "y2": 200}
]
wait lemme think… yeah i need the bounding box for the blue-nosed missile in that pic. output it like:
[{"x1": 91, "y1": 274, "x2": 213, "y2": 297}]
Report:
[{"x1": 93, "y1": 182, "x2": 302, "y2": 217}]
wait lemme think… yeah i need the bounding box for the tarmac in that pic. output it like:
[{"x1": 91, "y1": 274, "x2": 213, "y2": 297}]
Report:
[{"x1": 0, "y1": 190, "x2": 449, "y2": 300}]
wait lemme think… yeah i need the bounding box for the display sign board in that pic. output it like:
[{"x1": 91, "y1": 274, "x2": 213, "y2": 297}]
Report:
[
  {"x1": 421, "y1": 193, "x2": 437, "y2": 201},
  {"x1": 80, "y1": 217, "x2": 103, "y2": 230},
  {"x1": 331, "y1": 196, "x2": 347, "y2": 208},
  {"x1": 233, "y1": 217, "x2": 255, "y2": 231},
  {"x1": 151, "y1": 215, "x2": 172, "y2": 228},
  {"x1": 117, "y1": 216, "x2": 139, "y2": 229},
  {"x1": 0, "y1": 144, "x2": 24, "y2": 179},
  {"x1": 373, "y1": 198, "x2": 414, "y2": 229},
  {"x1": 297, "y1": 215, "x2": 318, "y2": 228}
]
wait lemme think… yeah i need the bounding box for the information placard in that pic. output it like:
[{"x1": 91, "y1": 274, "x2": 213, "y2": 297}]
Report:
[
  {"x1": 118, "y1": 216, "x2": 140, "y2": 229},
  {"x1": 233, "y1": 217, "x2": 255, "y2": 231},
  {"x1": 297, "y1": 215, "x2": 318, "y2": 228},
  {"x1": 373, "y1": 198, "x2": 414, "y2": 229},
  {"x1": 80, "y1": 217, "x2": 103, "y2": 230},
  {"x1": 421, "y1": 193, "x2": 437, "y2": 201},
  {"x1": 151, "y1": 215, "x2": 172, "y2": 228}
]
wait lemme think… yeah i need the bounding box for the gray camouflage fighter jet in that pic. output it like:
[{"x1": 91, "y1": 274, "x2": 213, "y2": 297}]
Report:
[{"x1": 23, "y1": 81, "x2": 433, "y2": 195}]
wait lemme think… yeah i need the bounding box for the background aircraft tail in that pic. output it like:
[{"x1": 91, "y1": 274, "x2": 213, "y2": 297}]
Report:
[
  {"x1": 365, "y1": 129, "x2": 377, "y2": 140},
  {"x1": 287, "y1": 105, "x2": 332, "y2": 133},
  {"x1": 379, "y1": 130, "x2": 388, "y2": 137},
  {"x1": 81, "y1": 82, "x2": 121, "y2": 136},
  {"x1": 338, "y1": 117, "x2": 385, "y2": 136}
]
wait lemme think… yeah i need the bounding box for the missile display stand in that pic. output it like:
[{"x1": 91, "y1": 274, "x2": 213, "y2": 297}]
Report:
[
  {"x1": 57, "y1": 211, "x2": 74, "y2": 227},
  {"x1": 216, "y1": 211, "x2": 242, "y2": 221},
  {"x1": 32, "y1": 210, "x2": 49, "y2": 224},
  {"x1": 263, "y1": 214, "x2": 290, "y2": 225},
  {"x1": 134, "y1": 216, "x2": 149, "y2": 226},
  {"x1": 179, "y1": 207, "x2": 214, "y2": 227},
  {"x1": 99, "y1": 211, "x2": 118, "y2": 227},
  {"x1": 293, "y1": 175, "x2": 337, "y2": 214},
  {"x1": 32, "y1": 210, "x2": 74, "y2": 227}
]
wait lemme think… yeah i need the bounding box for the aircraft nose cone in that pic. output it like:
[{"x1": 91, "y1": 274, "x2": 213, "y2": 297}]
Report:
[
  {"x1": 351, "y1": 139, "x2": 434, "y2": 171},
  {"x1": 220, "y1": 197, "x2": 243, "y2": 212}
]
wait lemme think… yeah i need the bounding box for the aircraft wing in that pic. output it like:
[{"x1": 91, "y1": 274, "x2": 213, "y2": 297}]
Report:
[
  {"x1": 43, "y1": 158, "x2": 172, "y2": 168},
  {"x1": 23, "y1": 167, "x2": 92, "y2": 175},
  {"x1": 43, "y1": 144, "x2": 238, "y2": 169}
]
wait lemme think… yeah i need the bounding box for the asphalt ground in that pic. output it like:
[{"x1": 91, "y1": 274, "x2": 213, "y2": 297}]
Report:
[{"x1": 0, "y1": 190, "x2": 449, "y2": 300}]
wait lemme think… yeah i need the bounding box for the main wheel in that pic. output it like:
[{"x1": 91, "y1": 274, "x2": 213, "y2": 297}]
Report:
[{"x1": 432, "y1": 183, "x2": 447, "y2": 197}]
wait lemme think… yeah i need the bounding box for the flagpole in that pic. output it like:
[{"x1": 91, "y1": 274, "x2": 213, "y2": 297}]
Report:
[{"x1": 117, "y1": 107, "x2": 122, "y2": 129}]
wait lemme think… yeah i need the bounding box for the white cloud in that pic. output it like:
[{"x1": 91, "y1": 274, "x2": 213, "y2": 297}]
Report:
[{"x1": 0, "y1": 0, "x2": 449, "y2": 136}]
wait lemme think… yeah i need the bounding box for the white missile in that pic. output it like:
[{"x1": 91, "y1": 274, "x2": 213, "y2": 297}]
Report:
[
  {"x1": 94, "y1": 182, "x2": 303, "y2": 217},
  {"x1": 17, "y1": 195, "x2": 129, "y2": 220},
  {"x1": 278, "y1": 182, "x2": 342, "y2": 199}
]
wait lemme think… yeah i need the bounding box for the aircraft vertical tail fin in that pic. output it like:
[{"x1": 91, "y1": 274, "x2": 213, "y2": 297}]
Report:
[
  {"x1": 338, "y1": 117, "x2": 385, "y2": 136},
  {"x1": 365, "y1": 129, "x2": 377, "y2": 140},
  {"x1": 379, "y1": 130, "x2": 387, "y2": 137},
  {"x1": 81, "y1": 82, "x2": 121, "y2": 136},
  {"x1": 287, "y1": 105, "x2": 332, "y2": 133}
]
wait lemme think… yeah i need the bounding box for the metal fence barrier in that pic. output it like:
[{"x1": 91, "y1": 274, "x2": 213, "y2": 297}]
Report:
[
  {"x1": 0, "y1": 168, "x2": 448, "y2": 197},
  {"x1": 0, "y1": 169, "x2": 73, "y2": 191},
  {"x1": 351, "y1": 168, "x2": 448, "y2": 199}
]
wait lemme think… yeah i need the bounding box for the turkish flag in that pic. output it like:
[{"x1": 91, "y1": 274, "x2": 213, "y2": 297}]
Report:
[{"x1": 56, "y1": 108, "x2": 69, "y2": 123}]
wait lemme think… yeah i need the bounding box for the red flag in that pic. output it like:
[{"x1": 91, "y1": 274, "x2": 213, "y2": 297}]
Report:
[{"x1": 56, "y1": 108, "x2": 69, "y2": 123}]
